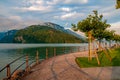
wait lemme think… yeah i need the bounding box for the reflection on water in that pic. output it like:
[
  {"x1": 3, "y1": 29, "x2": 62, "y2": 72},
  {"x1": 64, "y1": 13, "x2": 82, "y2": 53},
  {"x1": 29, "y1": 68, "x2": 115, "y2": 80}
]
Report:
[{"x1": 0, "y1": 43, "x2": 88, "y2": 79}]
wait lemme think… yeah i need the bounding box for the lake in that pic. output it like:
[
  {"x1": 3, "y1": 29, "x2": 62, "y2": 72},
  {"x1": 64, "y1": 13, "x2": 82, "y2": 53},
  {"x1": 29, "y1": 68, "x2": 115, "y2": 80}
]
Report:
[{"x1": 0, "y1": 43, "x2": 88, "y2": 79}]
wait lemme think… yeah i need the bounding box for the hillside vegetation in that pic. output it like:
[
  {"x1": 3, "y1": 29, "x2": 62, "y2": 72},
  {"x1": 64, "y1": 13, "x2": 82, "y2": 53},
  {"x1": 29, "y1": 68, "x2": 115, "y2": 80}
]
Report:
[{"x1": 14, "y1": 25, "x2": 84, "y2": 43}]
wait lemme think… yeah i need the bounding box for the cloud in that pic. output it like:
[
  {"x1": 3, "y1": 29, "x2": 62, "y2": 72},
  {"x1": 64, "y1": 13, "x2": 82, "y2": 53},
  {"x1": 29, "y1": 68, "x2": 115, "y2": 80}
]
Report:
[
  {"x1": 108, "y1": 22, "x2": 120, "y2": 34},
  {"x1": 110, "y1": 22, "x2": 120, "y2": 29},
  {"x1": 99, "y1": 6, "x2": 120, "y2": 19},
  {"x1": 0, "y1": 0, "x2": 120, "y2": 32},
  {"x1": 0, "y1": 16, "x2": 42, "y2": 32},
  {"x1": 15, "y1": 5, "x2": 53, "y2": 12},
  {"x1": 46, "y1": 0, "x2": 60, "y2": 5},
  {"x1": 60, "y1": 7, "x2": 71, "y2": 12},
  {"x1": 47, "y1": 0, "x2": 88, "y2": 5},
  {"x1": 64, "y1": 0, "x2": 88, "y2": 4},
  {"x1": 9, "y1": 16, "x2": 22, "y2": 21},
  {"x1": 60, "y1": 11, "x2": 85, "y2": 20},
  {"x1": 14, "y1": 0, "x2": 53, "y2": 12}
]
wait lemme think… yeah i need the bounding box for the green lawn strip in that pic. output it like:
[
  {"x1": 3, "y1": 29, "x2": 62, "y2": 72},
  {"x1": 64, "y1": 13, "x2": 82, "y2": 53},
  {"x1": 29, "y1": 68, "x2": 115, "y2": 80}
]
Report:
[{"x1": 75, "y1": 48, "x2": 120, "y2": 68}]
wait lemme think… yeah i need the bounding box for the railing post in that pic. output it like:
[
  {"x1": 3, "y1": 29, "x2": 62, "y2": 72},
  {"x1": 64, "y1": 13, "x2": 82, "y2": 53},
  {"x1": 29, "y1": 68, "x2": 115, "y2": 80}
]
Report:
[
  {"x1": 63, "y1": 47, "x2": 65, "y2": 53},
  {"x1": 54, "y1": 48, "x2": 56, "y2": 56},
  {"x1": 26, "y1": 54, "x2": 29, "y2": 73},
  {"x1": 6, "y1": 64, "x2": 11, "y2": 79},
  {"x1": 71, "y1": 47, "x2": 72, "y2": 53},
  {"x1": 79, "y1": 46, "x2": 81, "y2": 52},
  {"x1": 46, "y1": 48, "x2": 48, "y2": 59},
  {"x1": 78, "y1": 47, "x2": 80, "y2": 52},
  {"x1": 36, "y1": 50, "x2": 39, "y2": 64}
]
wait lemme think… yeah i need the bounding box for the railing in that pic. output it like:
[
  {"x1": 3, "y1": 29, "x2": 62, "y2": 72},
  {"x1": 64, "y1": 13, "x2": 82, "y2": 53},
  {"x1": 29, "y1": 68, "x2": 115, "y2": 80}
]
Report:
[
  {"x1": 0, "y1": 46, "x2": 88, "y2": 80},
  {"x1": 0, "y1": 53, "x2": 40, "y2": 80}
]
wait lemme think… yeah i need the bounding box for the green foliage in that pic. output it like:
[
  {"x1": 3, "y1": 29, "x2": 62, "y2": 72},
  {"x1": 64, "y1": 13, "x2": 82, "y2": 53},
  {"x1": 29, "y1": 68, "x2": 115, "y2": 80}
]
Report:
[
  {"x1": 116, "y1": 0, "x2": 120, "y2": 9},
  {"x1": 76, "y1": 48, "x2": 120, "y2": 68},
  {"x1": 14, "y1": 25, "x2": 84, "y2": 43},
  {"x1": 74, "y1": 10, "x2": 110, "y2": 33},
  {"x1": 114, "y1": 34, "x2": 120, "y2": 41},
  {"x1": 72, "y1": 10, "x2": 117, "y2": 41}
]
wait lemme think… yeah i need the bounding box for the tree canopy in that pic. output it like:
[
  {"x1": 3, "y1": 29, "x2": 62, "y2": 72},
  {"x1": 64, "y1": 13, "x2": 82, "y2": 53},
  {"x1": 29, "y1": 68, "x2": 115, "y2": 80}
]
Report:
[
  {"x1": 116, "y1": 0, "x2": 120, "y2": 9},
  {"x1": 72, "y1": 10, "x2": 120, "y2": 42}
]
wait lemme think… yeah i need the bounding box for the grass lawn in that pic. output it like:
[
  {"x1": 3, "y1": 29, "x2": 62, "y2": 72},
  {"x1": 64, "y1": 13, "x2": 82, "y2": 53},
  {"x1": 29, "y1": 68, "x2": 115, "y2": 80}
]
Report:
[{"x1": 76, "y1": 48, "x2": 120, "y2": 68}]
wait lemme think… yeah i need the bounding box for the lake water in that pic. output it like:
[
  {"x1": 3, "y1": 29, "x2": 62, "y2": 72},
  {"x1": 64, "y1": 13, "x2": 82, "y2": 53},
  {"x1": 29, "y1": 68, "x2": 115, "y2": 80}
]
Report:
[{"x1": 0, "y1": 43, "x2": 88, "y2": 79}]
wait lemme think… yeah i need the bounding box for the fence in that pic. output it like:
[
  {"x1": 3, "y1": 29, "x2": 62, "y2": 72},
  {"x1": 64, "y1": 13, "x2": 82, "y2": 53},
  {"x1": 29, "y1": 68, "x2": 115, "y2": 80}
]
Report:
[{"x1": 0, "y1": 46, "x2": 88, "y2": 80}]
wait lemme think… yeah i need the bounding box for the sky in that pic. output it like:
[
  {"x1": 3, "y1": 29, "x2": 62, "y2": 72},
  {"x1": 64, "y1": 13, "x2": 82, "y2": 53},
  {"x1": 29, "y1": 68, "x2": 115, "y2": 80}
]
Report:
[{"x1": 0, "y1": 0, "x2": 120, "y2": 34}]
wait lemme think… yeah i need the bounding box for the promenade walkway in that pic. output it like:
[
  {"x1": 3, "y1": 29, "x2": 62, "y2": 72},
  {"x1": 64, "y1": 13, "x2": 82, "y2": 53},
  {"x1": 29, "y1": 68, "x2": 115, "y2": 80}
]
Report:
[{"x1": 22, "y1": 51, "x2": 120, "y2": 80}]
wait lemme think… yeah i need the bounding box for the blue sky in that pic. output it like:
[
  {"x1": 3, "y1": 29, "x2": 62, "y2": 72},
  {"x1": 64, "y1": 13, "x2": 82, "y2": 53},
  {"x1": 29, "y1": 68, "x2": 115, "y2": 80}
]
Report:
[{"x1": 0, "y1": 0, "x2": 120, "y2": 34}]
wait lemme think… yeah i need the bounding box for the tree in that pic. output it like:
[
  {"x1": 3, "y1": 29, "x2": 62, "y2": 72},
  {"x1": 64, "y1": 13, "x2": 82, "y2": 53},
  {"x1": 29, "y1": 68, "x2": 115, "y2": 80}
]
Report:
[
  {"x1": 72, "y1": 10, "x2": 110, "y2": 62},
  {"x1": 113, "y1": 34, "x2": 120, "y2": 47},
  {"x1": 116, "y1": 0, "x2": 120, "y2": 9},
  {"x1": 103, "y1": 30, "x2": 115, "y2": 47}
]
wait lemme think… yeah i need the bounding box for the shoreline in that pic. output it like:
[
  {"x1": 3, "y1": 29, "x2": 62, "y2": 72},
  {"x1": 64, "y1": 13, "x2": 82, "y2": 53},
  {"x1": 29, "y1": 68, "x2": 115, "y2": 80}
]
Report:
[{"x1": 22, "y1": 51, "x2": 120, "y2": 80}]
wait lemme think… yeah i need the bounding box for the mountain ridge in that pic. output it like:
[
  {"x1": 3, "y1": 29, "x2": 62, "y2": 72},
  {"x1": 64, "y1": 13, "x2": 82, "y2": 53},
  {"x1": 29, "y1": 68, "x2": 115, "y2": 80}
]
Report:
[{"x1": 0, "y1": 22, "x2": 86, "y2": 43}]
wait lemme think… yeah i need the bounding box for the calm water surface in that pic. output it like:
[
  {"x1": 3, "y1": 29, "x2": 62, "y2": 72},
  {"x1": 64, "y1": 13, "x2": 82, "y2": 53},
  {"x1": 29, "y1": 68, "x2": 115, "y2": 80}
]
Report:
[{"x1": 0, "y1": 43, "x2": 88, "y2": 79}]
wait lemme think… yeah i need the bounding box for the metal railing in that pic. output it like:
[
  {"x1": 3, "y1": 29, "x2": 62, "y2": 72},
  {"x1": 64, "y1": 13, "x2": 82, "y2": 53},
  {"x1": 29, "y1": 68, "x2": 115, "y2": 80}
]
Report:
[
  {"x1": 0, "y1": 53, "x2": 39, "y2": 80},
  {"x1": 0, "y1": 46, "x2": 88, "y2": 80}
]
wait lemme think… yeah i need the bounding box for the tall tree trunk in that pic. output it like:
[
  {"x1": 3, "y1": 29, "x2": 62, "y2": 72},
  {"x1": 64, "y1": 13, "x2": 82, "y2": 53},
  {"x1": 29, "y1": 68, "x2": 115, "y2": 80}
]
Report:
[
  {"x1": 88, "y1": 31, "x2": 92, "y2": 61},
  {"x1": 98, "y1": 40, "x2": 102, "y2": 51}
]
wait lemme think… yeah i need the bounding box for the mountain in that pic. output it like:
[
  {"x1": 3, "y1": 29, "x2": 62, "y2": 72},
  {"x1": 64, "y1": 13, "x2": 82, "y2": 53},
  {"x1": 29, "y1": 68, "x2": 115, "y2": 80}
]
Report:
[
  {"x1": 0, "y1": 22, "x2": 86, "y2": 43},
  {"x1": 14, "y1": 25, "x2": 84, "y2": 43},
  {"x1": 40, "y1": 22, "x2": 66, "y2": 32},
  {"x1": 0, "y1": 30, "x2": 18, "y2": 43},
  {"x1": 65, "y1": 29, "x2": 86, "y2": 40},
  {"x1": 0, "y1": 32, "x2": 5, "y2": 40},
  {"x1": 38, "y1": 22, "x2": 86, "y2": 40}
]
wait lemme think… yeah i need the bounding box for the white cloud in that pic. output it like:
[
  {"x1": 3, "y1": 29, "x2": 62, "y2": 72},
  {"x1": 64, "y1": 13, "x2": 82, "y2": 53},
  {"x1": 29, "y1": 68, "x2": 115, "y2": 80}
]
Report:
[
  {"x1": 60, "y1": 7, "x2": 71, "y2": 12},
  {"x1": 23, "y1": 0, "x2": 44, "y2": 5},
  {"x1": 15, "y1": 0, "x2": 53, "y2": 12},
  {"x1": 46, "y1": 0, "x2": 60, "y2": 5},
  {"x1": 99, "y1": 6, "x2": 120, "y2": 19},
  {"x1": 47, "y1": 0, "x2": 88, "y2": 5},
  {"x1": 108, "y1": 22, "x2": 120, "y2": 34},
  {"x1": 20, "y1": 6, "x2": 52, "y2": 11},
  {"x1": 64, "y1": 0, "x2": 88, "y2": 4},
  {"x1": 60, "y1": 11, "x2": 85, "y2": 20},
  {"x1": 61, "y1": 12, "x2": 76, "y2": 19},
  {"x1": 0, "y1": 16, "x2": 42, "y2": 31},
  {"x1": 14, "y1": 0, "x2": 89, "y2": 13},
  {"x1": 54, "y1": 11, "x2": 85, "y2": 20},
  {"x1": 9, "y1": 16, "x2": 22, "y2": 21},
  {"x1": 110, "y1": 22, "x2": 120, "y2": 29}
]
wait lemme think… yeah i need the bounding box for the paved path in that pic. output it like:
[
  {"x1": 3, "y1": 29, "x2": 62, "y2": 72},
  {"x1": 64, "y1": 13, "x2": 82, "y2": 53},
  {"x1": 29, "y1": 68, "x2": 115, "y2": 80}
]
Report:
[{"x1": 22, "y1": 51, "x2": 120, "y2": 80}]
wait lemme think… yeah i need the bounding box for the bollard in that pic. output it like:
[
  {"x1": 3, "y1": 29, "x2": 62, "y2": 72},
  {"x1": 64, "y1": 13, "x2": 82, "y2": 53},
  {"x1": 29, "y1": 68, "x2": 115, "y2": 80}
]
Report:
[
  {"x1": 36, "y1": 50, "x2": 39, "y2": 64},
  {"x1": 54, "y1": 48, "x2": 56, "y2": 56},
  {"x1": 6, "y1": 64, "x2": 11, "y2": 79},
  {"x1": 46, "y1": 48, "x2": 48, "y2": 59}
]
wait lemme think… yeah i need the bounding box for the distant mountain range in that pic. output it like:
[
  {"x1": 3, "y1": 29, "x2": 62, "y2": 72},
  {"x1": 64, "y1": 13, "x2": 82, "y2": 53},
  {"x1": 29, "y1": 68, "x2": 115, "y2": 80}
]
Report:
[
  {"x1": 0, "y1": 22, "x2": 86, "y2": 43},
  {"x1": 0, "y1": 30, "x2": 18, "y2": 43}
]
